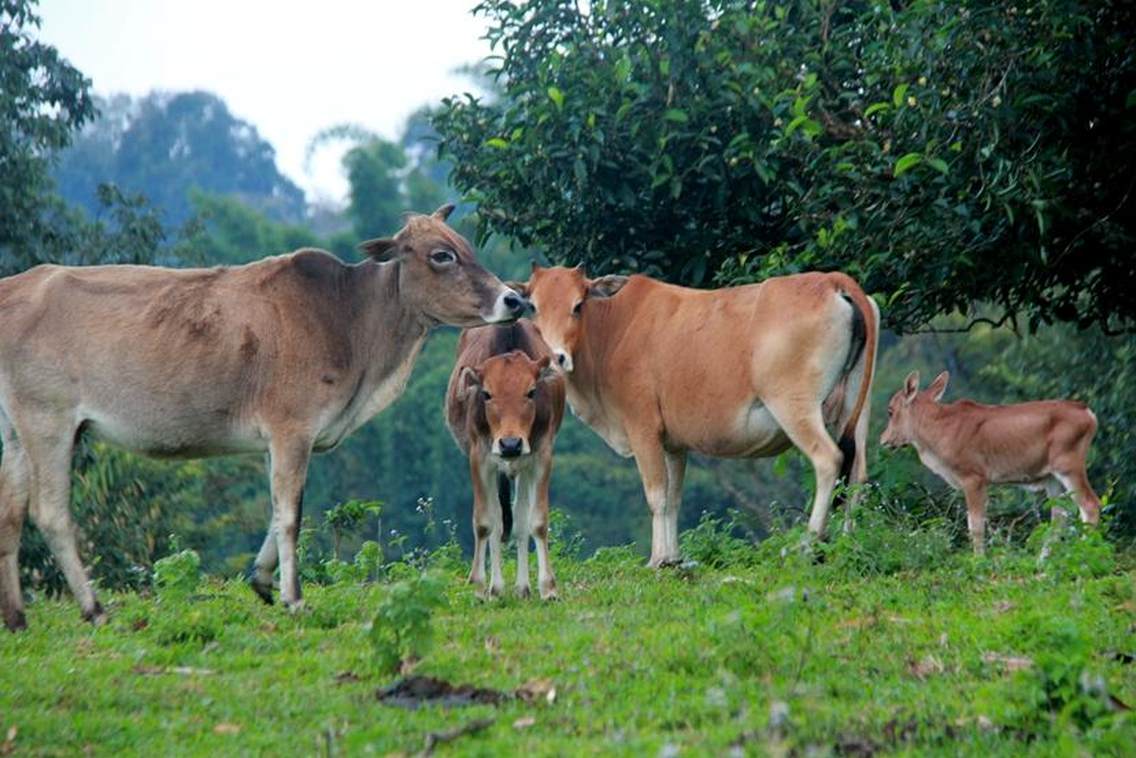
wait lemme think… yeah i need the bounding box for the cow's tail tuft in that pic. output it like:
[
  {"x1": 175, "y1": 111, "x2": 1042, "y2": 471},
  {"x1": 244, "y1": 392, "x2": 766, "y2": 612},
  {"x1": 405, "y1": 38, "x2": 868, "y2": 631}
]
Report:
[{"x1": 497, "y1": 471, "x2": 513, "y2": 542}]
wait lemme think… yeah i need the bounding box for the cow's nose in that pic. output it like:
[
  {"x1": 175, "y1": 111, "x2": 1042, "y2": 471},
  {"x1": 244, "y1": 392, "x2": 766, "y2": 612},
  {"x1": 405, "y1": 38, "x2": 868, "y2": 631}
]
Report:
[
  {"x1": 498, "y1": 437, "x2": 524, "y2": 458},
  {"x1": 503, "y1": 291, "x2": 526, "y2": 316},
  {"x1": 555, "y1": 350, "x2": 573, "y2": 372}
]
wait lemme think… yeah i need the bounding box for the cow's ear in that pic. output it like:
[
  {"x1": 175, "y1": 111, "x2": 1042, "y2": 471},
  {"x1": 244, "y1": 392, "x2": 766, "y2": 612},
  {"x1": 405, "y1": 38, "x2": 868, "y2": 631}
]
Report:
[
  {"x1": 903, "y1": 371, "x2": 920, "y2": 402},
  {"x1": 927, "y1": 371, "x2": 949, "y2": 402},
  {"x1": 587, "y1": 274, "x2": 629, "y2": 299},
  {"x1": 358, "y1": 238, "x2": 400, "y2": 263},
  {"x1": 459, "y1": 366, "x2": 482, "y2": 399},
  {"x1": 432, "y1": 203, "x2": 456, "y2": 222}
]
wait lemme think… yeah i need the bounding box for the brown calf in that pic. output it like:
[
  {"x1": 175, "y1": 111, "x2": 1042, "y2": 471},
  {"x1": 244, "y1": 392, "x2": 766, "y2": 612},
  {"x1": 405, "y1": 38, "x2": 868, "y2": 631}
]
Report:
[
  {"x1": 880, "y1": 371, "x2": 1102, "y2": 554},
  {"x1": 520, "y1": 265, "x2": 879, "y2": 566},
  {"x1": 0, "y1": 205, "x2": 526, "y2": 631},
  {"x1": 445, "y1": 321, "x2": 565, "y2": 599}
]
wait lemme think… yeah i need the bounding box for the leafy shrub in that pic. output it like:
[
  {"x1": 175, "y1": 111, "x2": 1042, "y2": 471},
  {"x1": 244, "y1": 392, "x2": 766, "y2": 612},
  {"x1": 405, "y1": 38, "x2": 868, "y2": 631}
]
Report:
[
  {"x1": 152, "y1": 604, "x2": 224, "y2": 646},
  {"x1": 680, "y1": 511, "x2": 759, "y2": 568},
  {"x1": 325, "y1": 499, "x2": 382, "y2": 559},
  {"x1": 1028, "y1": 521, "x2": 1116, "y2": 581},
  {"x1": 823, "y1": 504, "x2": 954, "y2": 578},
  {"x1": 369, "y1": 572, "x2": 449, "y2": 675},
  {"x1": 152, "y1": 539, "x2": 201, "y2": 598}
]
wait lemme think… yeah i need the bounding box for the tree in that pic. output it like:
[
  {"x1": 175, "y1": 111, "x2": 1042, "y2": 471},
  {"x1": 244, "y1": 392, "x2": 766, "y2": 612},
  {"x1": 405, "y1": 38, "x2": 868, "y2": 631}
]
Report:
[
  {"x1": 54, "y1": 91, "x2": 308, "y2": 226},
  {"x1": 0, "y1": 0, "x2": 96, "y2": 274},
  {"x1": 435, "y1": 0, "x2": 1136, "y2": 332}
]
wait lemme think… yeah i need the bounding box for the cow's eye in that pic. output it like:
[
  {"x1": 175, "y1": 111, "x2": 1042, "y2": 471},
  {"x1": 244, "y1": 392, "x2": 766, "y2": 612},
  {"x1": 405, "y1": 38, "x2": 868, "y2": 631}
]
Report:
[
  {"x1": 430, "y1": 249, "x2": 456, "y2": 265},
  {"x1": 526, "y1": 387, "x2": 536, "y2": 399},
  {"x1": 480, "y1": 389, "x2": 492, "y2": 401},
  {"x1": 572, "y1": 300, "x2": 584, "y2": 316}
]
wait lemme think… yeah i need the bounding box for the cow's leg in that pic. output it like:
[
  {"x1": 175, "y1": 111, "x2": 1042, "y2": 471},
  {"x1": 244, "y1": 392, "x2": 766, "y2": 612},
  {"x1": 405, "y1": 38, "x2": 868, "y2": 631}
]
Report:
[
  {"x1": 531, "y1": 457, "x2": 557, "y2": 600},
  {"x1": 26, "y1": 428, "x2": 103, "y2": 623},
  {"x1": 1044, "y1": 478, "x2": 1069, "y2": 524},
  {"x1": 767, "y1": 402, "x2": 843, "y2": 540},
  {"x1": 630, "y1": 433, "x2": 676, "y2": 567},
  {"x1": 663, "y1": 450, "x2": 687, "y2": 562},
  {"x1": 268, "y1": 434, "x2": 312, "y2": 610},
  {"x1": 0, "y1": 422, "x2": 31, "y2": 631},
  {"x1": 962, "y1": 479, "x2": 989, "y2": 555},
  {"x1": 468, "y1": 456, "x2": 489, "y2": 591},
  {"x1": 513, "y1": 472, "x2": 532, "y2": 598},
  {"x1": 843, "y1": 397, "x2": 872, "y2": 535},
  {"x1": 250, "y1": 526, "x2": 278, "y2": 604},
  {"x1": 1055, "y1": 469, "x2": 1102, "y2": 526},
  {"x1": 483, "y1": 463, "x2": 505, "y2": 597}
]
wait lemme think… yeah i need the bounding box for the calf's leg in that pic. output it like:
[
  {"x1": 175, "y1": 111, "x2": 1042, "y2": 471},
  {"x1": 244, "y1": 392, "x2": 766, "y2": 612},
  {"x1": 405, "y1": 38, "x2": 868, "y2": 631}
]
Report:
[
  {"x1": 512, "y1": 472, "x2": 532, "y2": 598},
  {"x1": 268, "y1": 434, "x2": 312, "y2": 610},
  {"x1": 1055, "y1": 469, "x2": 1102, "y2": 526},
  {"x1": 0, "y1": 425, "x2": 31, "y2": 631},
  {"x1": 531, "y1": 457, "x2": 557, "y2": 600},
  {"x1": 468, "y1": 457, "x2": 489, "y2": 590}
]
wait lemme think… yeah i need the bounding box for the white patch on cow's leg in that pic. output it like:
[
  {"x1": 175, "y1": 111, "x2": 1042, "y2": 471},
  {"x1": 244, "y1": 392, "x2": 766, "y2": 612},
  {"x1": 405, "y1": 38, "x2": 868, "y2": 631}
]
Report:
[
  {"x1": 27, "y1": 431, "x2": 103, "y2": 623},
  {"x1": 0, "y1": 424, "x2": 31, "y2": 631},
  {"x1": 962, "y1": 480, "x2": 988, "y2": 556},
  {"x1": 513, "y1": 473, "x2": 533, "y2": 598},
  {"x1": 663, "y1": 451, "x2": 687, "y2": 563},
  {"x1": 1055, "y1": 470, "x2": 1102, "y2": 525},
  {"x1": 484, "y1": 469, "x2": 505, "y2": 597},
  {"x1": 768, "y1": 403, "x2": 841, "y2": 541},
  {"x1": 251, "y1": 527, "x2": 278, "y2": 604},
  {"x1": 632, "y1": 437, "x2": 673, "y2": 568},
  {"x1": 268, "y1": 435, "x2": 312, "y2": 609}
]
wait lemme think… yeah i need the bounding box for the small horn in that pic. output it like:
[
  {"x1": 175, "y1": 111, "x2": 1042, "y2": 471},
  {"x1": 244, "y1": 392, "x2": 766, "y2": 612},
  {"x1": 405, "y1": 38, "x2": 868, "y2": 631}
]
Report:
[{"x1": 432, "y1": 203, "x2": 456, "y2": 221}]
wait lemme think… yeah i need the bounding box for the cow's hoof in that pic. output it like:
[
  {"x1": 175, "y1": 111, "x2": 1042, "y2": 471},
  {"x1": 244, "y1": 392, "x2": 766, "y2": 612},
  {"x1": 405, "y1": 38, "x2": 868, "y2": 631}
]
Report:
[
  {"x1": 648, "y1": 556, "x2": 683, "y2": 569},
  {"x1": 82, "y1": 602, "x2": 107, "y2": 626},
  {"x1": 540, "y1": 583, "x2": 559, "y2": 602},
  {"x1": 250, "y1": 578, "x2": 275, "y2": 605},
  {"x1": 4, "y1": 609, "x2": 27, "y2": 632},
  {"x1": 515, "y1": 585, "x2": 532, "y2": 600},
  {"x1": 284, "y1": 599, "x2": 306, "y2": 615}
]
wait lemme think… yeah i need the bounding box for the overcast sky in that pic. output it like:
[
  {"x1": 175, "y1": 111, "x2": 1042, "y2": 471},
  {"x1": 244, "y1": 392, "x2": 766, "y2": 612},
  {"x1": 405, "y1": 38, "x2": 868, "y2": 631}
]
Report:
[{"x1": 37, "y1": 0, "x2": 493, "y2": 204}]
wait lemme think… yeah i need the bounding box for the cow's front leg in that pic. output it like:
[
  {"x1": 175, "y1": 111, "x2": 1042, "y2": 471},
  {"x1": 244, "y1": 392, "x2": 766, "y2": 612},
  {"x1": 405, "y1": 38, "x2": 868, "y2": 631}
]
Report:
[
  {"x1": 468, "y1": 456, "x2": 489, "y2": 590},
  {"x1": 663, "y1": 450, "x2": 687, "y2": 564},
  {"x1": 631, "y1": 432, "x2": 677, "y2": 567},
  {"x1": 962, "y1": 479, "x2": 988, "y2": 556},
  {"x1": 512, "y1": 472, "x2": 532, "y2": 599},
  {"x1": 268, "y1": 433, "x2": 312, "y2": 610},
  {"x1": 531, "y1": 457, "x2": 558, "y2": 600}
]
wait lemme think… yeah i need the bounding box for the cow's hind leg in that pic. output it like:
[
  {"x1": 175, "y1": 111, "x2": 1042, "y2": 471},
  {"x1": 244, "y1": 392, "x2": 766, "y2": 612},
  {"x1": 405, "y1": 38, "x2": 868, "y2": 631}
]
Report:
[
  {"x1": 250, "y1": 526, "x2": 278, "y2": 604},
  {"x1": 268, "y1": 433, "x2": 313, "y2": 610},
  {"x1": 0, "y1": 420, "x2": 31, "y2": 631},
  {"x1": 1055, "y1": 469, "x2": 1102, "y2": 526},
  {"x1": 26, "y1": 426, "x2": 103, "y2": 623},
  {"x1": 663, "y1": 450, "x2": 687, "y2": 564},
  {"x1": 767, "y1": 402, "x2": 843, "y2": 541}
]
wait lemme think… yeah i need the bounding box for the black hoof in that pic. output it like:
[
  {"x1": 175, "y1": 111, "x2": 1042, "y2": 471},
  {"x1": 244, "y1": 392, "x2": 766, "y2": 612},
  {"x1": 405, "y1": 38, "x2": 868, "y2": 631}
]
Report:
[
  {"x1": 4, "y1": 610, "x2": 27, "y2": 632},
  {"x1": 250, "y1": 580, "x2": 275, "y2": 605},
  {"x1": 82, "y1": 601, "x2": 106, "y2": 625}
]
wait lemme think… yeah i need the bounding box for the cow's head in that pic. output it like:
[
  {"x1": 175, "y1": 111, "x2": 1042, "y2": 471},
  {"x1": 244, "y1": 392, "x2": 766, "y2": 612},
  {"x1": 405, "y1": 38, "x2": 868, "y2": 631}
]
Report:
[
  {"x1": 461, "y1": 350, "x2": 558, "y2": 458},
  {"x1": 880, "y1": 370, "x2": 949, "y2": 448},
  {"x1": 516, "y1": 264, "x2": 629, "y2": 373},
  {"x1": 358, "y1": 204, "x2": 526, "y2": 327}
]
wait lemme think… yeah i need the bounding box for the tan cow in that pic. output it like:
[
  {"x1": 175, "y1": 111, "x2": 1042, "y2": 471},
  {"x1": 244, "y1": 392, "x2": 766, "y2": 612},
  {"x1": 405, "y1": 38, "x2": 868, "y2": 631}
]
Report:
[
  {"x1": 880, "y1": 370, "x2": 1102, "y2": 554},
  {"x1": 519, "y1": 265, "x2": 880, "y2": 566},
  {"x1": 0, "y1": 205, "x2": 527, "y2": 631},
  {"x1": 446, "y1": 321, "x2": 565, "y2": 599}
]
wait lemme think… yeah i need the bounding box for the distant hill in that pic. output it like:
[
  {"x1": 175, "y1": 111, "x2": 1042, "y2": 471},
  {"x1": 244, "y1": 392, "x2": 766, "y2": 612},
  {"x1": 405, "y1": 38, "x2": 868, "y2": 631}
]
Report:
[{"x1": 53, "y1": 91, "x2": 307, "y2": 226}]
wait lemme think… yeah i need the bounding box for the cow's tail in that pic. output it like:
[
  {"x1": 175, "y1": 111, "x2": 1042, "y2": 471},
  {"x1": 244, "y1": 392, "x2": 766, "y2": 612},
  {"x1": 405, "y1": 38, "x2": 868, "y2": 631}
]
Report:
[
  {"x1": 497, "y1": 471, "x2": 514, "y2": 542},
  {"x1": 834, "y1": 279, "x2": 879, "y2": 487}
]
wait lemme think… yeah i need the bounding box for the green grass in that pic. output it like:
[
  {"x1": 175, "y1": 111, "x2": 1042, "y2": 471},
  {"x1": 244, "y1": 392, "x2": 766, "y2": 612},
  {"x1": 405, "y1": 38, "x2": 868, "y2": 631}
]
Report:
[{"x1": 2, "y1": 525, "x2": 1135, "y2": 756}]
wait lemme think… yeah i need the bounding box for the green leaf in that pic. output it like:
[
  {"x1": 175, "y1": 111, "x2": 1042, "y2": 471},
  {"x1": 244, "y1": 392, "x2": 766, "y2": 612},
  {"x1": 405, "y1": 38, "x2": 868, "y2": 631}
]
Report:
[
  {"x1": 893, "y1": 83, "x2": 909, "y2": 108},
  {"x1": 484, "y1": 137, "x2": 509, "y2": 149},
  {"x1": 893, "y1": 152, "x2": 923, "y2": 177},
  {"x1": 1127, "y1": 88, "x2": 1136, "y2": 109},
  {"x1": 785, "y1": 114, "x2": 809, "y2": 135},
  {"x1": 547, "y1": 86, "x2": 565, "y2": 110},
  {"x1": 663, "y1": 109, "x2": 689, "y2": 123},
  {"x1": 926, "y1": 157, "x2": 949, "y2": 174},
  {"x1": 864, "y1": 102, "x2": 890, "y2": 118}
]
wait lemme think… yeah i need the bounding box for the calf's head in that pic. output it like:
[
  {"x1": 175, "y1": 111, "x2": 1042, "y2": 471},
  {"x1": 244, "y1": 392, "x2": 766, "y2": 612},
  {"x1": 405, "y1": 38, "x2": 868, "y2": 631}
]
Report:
[
  {"x1": 358, "y1": 204, "x2": 526, "y2": 327},
  {"x1": 519, "y1": 265, "x2": 628, "y2": 372},
  {"x1": 880, "y1": 370, "x2": 949, "y2": 448},
  {"x1": 461, "y1": 350, "x2": 557, "y2": 458}
]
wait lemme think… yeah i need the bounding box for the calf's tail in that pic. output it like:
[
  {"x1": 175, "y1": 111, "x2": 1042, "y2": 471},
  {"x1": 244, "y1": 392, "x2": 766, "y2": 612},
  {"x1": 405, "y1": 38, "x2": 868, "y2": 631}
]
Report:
[{"x1": 497, "y1": 471, "x2": 514, "y2": 542}]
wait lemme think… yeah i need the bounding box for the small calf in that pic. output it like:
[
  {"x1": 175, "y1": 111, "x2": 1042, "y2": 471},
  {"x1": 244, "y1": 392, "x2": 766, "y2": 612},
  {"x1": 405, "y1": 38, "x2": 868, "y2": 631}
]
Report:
[
  {"x1": 880, "y1": 371, "x2": 1102, "y2": 554},
  {"x1": 445, "y1": 321, "x2": 565, "y2": 598}
]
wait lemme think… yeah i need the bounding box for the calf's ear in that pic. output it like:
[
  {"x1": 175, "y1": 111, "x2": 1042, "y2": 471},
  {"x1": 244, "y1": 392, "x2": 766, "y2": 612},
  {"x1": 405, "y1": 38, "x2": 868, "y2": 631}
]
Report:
[
  {"x1": 927, "y1": 371, "x2": 950, "y2": 402},
  {"x1": 358, "y1": 238, "x2": 400, "y2": 263},
  {"x1": 903, "y1": 371, "x2": 920, "y2": 402},
  {"x1": 432, "y1": 203, "x2": 456, "y2": 221},
  {"x1": 588, "y1": 274, "x2": 629, "y2": 299},
  {"x1": 459, "y1": 366, "x2": 483, "y2": 399},
  {"x1": 536, "y1": 355, "x2": 558, "y2": 383}
]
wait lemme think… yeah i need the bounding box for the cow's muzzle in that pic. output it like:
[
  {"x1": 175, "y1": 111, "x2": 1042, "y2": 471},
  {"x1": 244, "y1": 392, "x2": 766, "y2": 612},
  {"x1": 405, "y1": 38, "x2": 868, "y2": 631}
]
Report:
[
  {"x1": 496, "y1": 436, "x2": 526, "y2": 458},
  {"x1": 484, "y1": 288, "x2": 529, "y2": 323}
]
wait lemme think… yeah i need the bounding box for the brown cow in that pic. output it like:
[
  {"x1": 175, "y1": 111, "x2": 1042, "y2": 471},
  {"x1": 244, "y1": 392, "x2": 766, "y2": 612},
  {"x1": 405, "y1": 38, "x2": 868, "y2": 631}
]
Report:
[
  {"x1": 880, "y1": 370, "x2": 1102, "y2": 554},
  {"x1": 0, "y1": 204, "x2": 527, "y2": 631},
  {"x1": 519, "y1": 265, "x2": 879, "y2": 566},
  {"x1": 445, "y1": 321, "x2": 565, "y2": 599}
]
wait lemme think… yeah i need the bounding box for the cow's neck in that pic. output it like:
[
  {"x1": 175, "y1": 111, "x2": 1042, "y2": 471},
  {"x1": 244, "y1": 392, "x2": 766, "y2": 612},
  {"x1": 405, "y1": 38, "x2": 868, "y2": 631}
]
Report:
[
  {"x1": 325, "y1": 262, "x2": 431, "y2": 444},
  {"x1": 562, "y1": 294, "x2": 637, "y2": 446}
]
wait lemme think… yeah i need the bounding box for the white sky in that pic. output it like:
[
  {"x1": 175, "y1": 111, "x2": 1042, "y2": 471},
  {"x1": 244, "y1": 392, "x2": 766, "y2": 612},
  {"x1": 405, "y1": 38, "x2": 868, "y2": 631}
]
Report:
[{"x1": 37, "y1": 0, "x2": 493, "y2": 205}]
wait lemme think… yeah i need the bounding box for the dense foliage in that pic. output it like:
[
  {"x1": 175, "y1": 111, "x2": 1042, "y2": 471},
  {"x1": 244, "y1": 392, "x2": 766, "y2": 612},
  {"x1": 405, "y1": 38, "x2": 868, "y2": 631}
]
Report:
[{"x1": 435, "y1": 0, "x2": 1136, "y2": 332}]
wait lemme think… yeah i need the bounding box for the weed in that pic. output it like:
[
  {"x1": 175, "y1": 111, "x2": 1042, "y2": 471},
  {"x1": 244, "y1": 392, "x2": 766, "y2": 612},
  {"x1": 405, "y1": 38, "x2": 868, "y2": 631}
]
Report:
[
  {"x1": 369, "y1": 571, "x2": 449, "y2": 675},
  {"x1": 151, "y1": 536, "x2": 201, "y2": 598}
]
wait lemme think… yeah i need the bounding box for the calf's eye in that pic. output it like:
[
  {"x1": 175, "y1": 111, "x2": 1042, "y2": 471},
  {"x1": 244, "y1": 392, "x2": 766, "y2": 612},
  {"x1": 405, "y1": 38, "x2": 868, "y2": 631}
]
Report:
[
  {"x1": 481, "y1": 390, "x2": 492, "y2": 401},
  {"x1": 430, "y1": 249, "x2": 456, "y2": 265},
  {"x1": 572, "y1": 300, "x2": 583, "y2": 316},
  {"x1": 526, "y1": 387, "x2": 536, "y2": 399}
]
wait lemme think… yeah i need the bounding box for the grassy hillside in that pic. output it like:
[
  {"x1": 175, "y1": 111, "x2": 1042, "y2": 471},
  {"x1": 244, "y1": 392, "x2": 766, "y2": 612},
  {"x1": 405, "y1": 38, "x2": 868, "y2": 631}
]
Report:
[{"x1": 2, "y1": 518, "x2": 1134, "y2": 756}]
